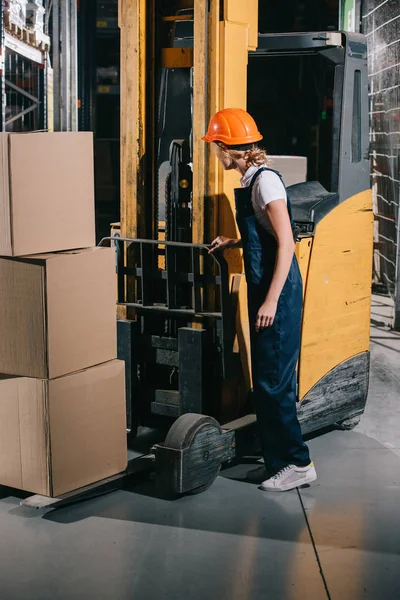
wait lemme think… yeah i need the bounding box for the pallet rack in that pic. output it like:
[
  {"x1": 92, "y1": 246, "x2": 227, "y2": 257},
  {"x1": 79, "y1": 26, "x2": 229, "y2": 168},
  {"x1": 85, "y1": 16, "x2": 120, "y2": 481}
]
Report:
[{"x1": 0, "y1": 1, "x2": 50, "y2": 133}]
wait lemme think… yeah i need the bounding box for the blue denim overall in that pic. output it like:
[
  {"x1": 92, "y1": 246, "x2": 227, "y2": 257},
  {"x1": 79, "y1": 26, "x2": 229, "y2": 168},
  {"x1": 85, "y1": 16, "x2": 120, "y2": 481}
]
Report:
[{"x1": 234, "y1": 167, "x2": 310, "y2": 473}]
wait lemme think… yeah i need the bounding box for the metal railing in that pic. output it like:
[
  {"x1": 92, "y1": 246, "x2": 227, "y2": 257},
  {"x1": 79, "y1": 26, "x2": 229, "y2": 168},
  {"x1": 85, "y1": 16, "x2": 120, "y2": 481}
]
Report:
[{"x1": 362, "y1": 0, "x2": 400, "y2": 327}]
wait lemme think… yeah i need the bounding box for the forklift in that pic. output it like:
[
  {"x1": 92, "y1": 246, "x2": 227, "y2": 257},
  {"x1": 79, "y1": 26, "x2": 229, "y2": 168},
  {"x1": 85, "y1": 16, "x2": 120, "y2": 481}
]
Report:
[{"x1": 104, "y1": 2, "x2": 373, "y2": 496}]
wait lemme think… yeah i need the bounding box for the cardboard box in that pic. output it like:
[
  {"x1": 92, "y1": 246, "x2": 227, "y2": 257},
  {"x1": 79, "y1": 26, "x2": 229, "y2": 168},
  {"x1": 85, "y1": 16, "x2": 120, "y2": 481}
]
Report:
[
  {"x1": 0, "y1": 132, "x2": 95, "y2": 256},
  {"x1": 268, "y1": 156, "x2": 308, "y2": 187},
  {"x1": 0, "y1": 247, "x2": 117, "y2": 379},
  {"x1": 0, "y1": 360, "x2": 127, "y2": 497}
]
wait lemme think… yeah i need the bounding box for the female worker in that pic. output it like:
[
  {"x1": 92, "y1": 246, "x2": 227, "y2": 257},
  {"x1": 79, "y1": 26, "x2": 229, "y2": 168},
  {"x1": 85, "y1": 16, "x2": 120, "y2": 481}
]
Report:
[{"x1": 203, "y1": 108, "x2": 317, "y2": 492}]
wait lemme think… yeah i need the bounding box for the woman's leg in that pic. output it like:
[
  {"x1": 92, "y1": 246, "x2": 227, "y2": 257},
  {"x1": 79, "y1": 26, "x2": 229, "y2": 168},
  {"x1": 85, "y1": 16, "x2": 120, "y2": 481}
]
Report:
[{"x1": 250, "y1": 261, "x2": 310, "y2": 473}]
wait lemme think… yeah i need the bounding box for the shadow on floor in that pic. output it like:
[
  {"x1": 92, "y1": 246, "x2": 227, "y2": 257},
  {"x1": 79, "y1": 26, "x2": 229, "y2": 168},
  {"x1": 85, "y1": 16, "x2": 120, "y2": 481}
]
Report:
[
  {"x1": 38, "y1": 474, "x2": 311, "y2": 547},
  {"x1": 27, "y1": 430, "x2": 398, "y2": 559}
]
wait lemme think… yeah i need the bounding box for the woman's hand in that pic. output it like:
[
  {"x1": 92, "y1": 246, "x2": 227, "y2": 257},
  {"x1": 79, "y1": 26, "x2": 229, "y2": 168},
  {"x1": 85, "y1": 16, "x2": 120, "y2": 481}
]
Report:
[
  {"x1": 208, "y1": 236, "x2": 239, "y2": 254},
  {"x1": 256, "y1": 298, "x2": 278, "y2": 331}
]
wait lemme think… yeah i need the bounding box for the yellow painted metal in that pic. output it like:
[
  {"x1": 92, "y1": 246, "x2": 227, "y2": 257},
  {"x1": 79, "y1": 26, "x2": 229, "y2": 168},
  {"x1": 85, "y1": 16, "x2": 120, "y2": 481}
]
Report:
[
  {"x1": 219, "y1": 22, "x2": 248, "y2": 113},
  {"x1": 295, "y1": 236, "x2": 314, "y2": 299},
  {"x1": 205, "y1": 0, "x2": 221, "y2": 244},
  {"x1": 162, "y1": 15, "x2": 193, "y2": 22},
  {"x1": 119, "y1": 0, "x2": 147, "y2": 239},
  {"x1": 204, "y1": 0, "x2": 259, "y2": 244},
  {"x1": 298, "y1": 190, "x2": 374, "y2": 399},
  {"x1": 216, "y1": 0, "x2": 260, "y2": 253},
  {"x1": 224, "y1": 0, "x2": 259, "y2": 51},
  {"x1": 214, "y1": 8, "x2": 256, "y2": 402},
  {"x1": 217, "y1": 18, "x2": 254, "y2": 395},
  {"x1": 119, "y1": 0, "x2": 149, "y2": 320},
  {"x1": 217, "y1": 16, "x2": 255, "y2": 261},
  {"x1": 192, "y1": 0, "x2": 207, "y2": 244},
  {"x1": 161, "y1": 47, "x2": 193, "y2": 68}
]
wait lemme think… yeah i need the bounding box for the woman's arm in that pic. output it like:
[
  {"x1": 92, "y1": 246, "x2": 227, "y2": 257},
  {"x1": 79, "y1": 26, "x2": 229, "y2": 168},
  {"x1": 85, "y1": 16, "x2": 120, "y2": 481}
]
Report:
[
  {"x1": 256, "y1": 199, "x2": 295, "y2": 331},
  {"x1": 208, "y1": 236, "x2": 242, "y2": 254}
]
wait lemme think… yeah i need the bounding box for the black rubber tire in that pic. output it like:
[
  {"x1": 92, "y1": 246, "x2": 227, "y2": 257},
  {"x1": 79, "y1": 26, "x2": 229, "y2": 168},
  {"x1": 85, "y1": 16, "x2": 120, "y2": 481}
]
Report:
[
  {"x1": 164, "y1": 413, "x2": 222, "y2": 494},
  {"x1": 164, "y1": 413, "x2": 222, "y2": 450}
]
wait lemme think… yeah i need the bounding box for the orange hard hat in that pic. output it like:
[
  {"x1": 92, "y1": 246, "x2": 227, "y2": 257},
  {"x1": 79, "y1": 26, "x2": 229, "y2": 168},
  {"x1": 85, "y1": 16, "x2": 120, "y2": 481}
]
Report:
[{"x1": 202, "y1": 108, "x2": 263, "y2": 146}]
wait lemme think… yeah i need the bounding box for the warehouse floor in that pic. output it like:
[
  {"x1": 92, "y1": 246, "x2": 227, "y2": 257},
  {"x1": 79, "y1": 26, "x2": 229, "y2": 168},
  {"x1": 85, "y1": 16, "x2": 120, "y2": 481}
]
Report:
[{"x1": 0, "y1": 295, "x2": 399, "y2": 600}]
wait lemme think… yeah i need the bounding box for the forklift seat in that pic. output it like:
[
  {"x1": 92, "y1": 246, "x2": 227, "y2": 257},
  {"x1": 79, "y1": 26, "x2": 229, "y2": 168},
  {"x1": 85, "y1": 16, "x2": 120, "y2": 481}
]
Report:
[{"x1": 288, "y1": 181, "x2": 339, "y2": 227}]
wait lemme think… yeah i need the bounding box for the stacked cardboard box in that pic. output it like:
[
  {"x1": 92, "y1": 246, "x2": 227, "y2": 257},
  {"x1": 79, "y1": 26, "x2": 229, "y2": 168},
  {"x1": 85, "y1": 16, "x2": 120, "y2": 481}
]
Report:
[
  {"x1": 0, "y1": 132, "x2": 127, "y2": 497},
  {"x1": 268, "y1": 156, "x2": 307, "y2": 187}
]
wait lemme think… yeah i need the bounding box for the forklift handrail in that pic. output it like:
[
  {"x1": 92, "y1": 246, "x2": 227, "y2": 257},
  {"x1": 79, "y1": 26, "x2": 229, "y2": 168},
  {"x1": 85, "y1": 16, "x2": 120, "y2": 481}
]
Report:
[
  {"x1": 98, "y1": 236, "x2": 234, "y2": 271},
  {"x1": 99, "y1": 236, "x2": 211, "y2": 250}
]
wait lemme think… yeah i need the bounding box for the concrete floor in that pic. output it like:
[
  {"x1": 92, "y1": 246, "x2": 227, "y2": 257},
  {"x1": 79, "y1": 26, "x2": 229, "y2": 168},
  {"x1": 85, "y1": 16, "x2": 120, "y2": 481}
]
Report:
[{"x1": 0, "y1": 295, "x2": 399, "y2": 600}]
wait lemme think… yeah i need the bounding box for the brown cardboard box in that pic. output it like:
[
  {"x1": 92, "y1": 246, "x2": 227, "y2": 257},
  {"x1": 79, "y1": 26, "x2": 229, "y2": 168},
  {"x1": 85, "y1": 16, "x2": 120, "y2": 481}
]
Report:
[
  {"x1": 0, "y1": 360, "x2": 127, "y2": 497},
  {"x1": 268, "y1": 156, "x2": 308, "y2": 187},
  {"x1": 0, "y1": 247, "x2": 117, "y2": 379},
  {"x1": 0, "y1": 132, "x2": 95, "y2": 256}
]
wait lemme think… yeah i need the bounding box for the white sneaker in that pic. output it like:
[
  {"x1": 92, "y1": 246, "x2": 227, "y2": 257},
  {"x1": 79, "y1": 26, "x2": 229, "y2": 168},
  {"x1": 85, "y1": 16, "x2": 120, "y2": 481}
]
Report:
[{"x1": 260, "y1": 463, "x2": 317, "y2": 492}]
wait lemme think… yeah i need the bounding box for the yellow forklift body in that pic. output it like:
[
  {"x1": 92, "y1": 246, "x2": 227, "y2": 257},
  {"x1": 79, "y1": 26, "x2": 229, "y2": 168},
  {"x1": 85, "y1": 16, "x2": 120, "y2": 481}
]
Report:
[{"x1": 297, "y1": 189, "x2": 373, "y2": 399}]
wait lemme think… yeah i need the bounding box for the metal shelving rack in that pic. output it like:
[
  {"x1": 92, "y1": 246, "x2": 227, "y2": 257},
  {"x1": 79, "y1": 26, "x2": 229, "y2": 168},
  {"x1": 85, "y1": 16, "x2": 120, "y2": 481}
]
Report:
[
  {"x1": 361, "y1": 0, "x2": 400, "y2": 328},
  {"x1": 0, "y1": 1, "x2": 50, "y2": 133}
]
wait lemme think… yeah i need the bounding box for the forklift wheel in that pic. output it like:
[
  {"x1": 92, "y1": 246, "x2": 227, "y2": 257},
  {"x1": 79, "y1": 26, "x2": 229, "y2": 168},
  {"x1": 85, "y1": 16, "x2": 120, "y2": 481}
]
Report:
[{"x1": 164, "y1": 413, "x2": 223, "y2": 495}]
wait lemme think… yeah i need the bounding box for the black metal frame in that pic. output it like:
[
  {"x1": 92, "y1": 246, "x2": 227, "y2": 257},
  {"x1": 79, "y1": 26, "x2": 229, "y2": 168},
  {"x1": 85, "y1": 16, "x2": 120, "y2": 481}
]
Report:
[
  {"x1": 99, "y1": 237, "x2": 239, "y2": 429},
  {"x1": 77, "y1": 0, "x2": 96, "y2": 132},
  {"x1": 255, "y1": 31, "x2": 343, "y2": 53},
  {"x1": 101, "y1": 237, "x2": 236, "y2": 370},
  {"x1": 166, "y1": 139, "x2": 192, "y2": 242},
  {"x1": 251, "y1": 31, "x2": 370, "y2": 204}
]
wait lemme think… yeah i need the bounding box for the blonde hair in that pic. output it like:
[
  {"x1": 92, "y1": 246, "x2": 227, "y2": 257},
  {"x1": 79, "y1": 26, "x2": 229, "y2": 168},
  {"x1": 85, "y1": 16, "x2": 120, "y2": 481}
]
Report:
[
  {"x1": 215, "y1": 142, "x2": 269, "y2": 167},
  {"x1": 242, "y1": 146, "x2": 269, "y2": 167}
]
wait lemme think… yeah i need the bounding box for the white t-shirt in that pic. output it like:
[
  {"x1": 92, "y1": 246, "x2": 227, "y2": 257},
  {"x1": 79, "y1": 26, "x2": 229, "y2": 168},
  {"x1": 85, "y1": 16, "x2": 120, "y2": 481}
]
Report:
[{"x1": 240, "y1": 164, "x2": 287, "y2": 235}]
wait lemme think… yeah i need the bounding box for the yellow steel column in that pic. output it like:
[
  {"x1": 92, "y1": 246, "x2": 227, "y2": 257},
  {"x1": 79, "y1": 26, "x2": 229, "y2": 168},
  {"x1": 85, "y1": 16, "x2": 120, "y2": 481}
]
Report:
[
  {"x1": 119, "y1": 0, "x2": 147, "y2": 240},
  {"x1": 192, "y1": 0, "x2": 208, "y2": 244},
  {"x1": 219, "y1": 0, "x2": 258, "y2": 253},
  {"x1": 206, "y1": 0, "x2": 221, "y2": 244},
  {"x1": 218, "y1": 0, "x2": 259, "y2": 403},
  {"x1": 204, "y1": 0, "x2": 259, "y2": 246}
]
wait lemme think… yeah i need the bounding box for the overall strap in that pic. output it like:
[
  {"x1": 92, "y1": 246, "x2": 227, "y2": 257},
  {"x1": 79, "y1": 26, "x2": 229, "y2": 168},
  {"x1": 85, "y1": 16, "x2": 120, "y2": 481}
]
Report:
[
  {"x1": 248, "y1": 167, "x2": 271, "y2": 191},
  {"x1": 249, "y1": 166, "x2": 283, "y2": 189},
  {"x1": 248, "y1": 166, "x2": 295, "y2": 233}
]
